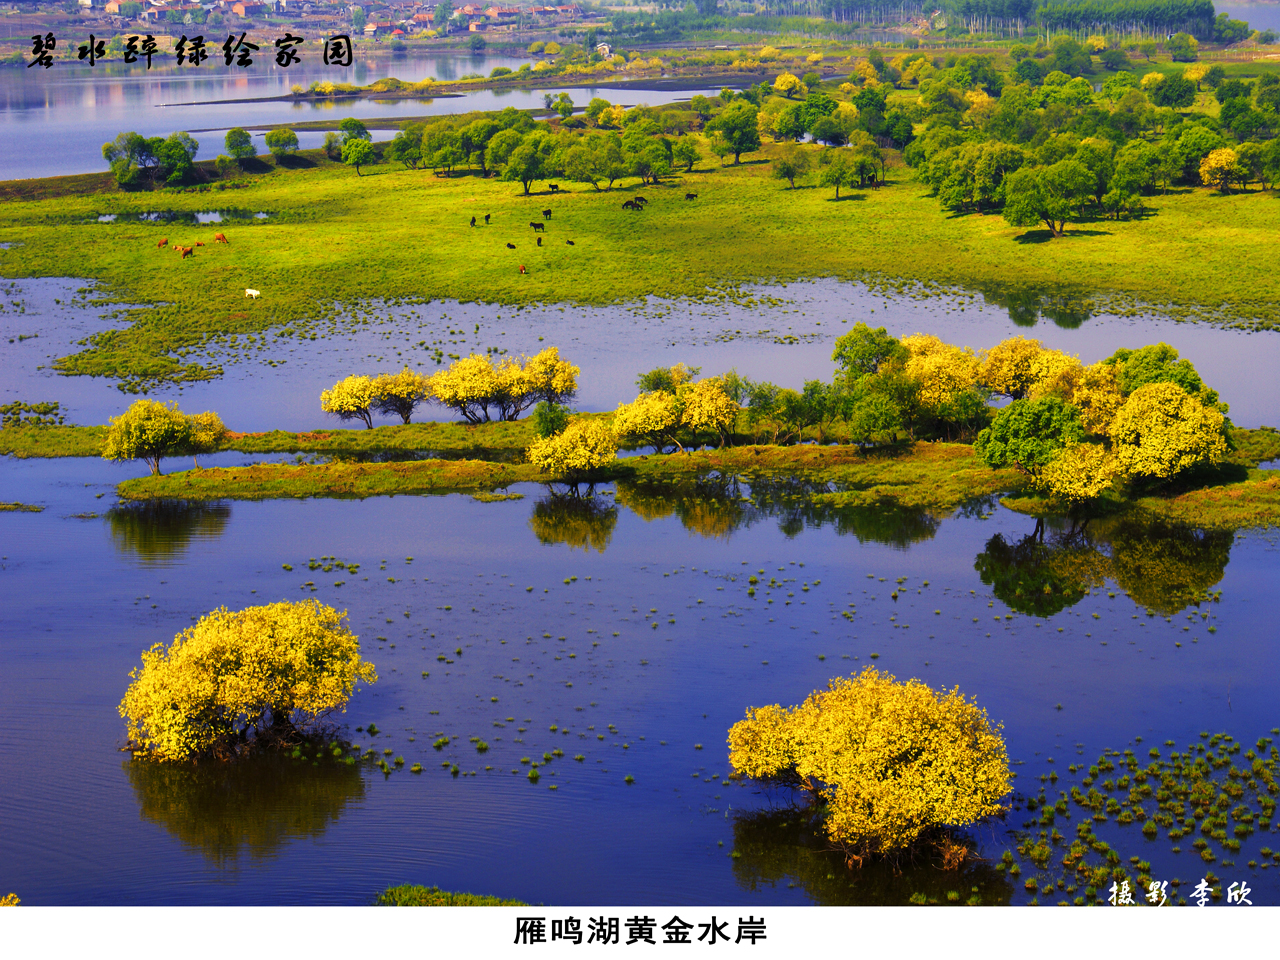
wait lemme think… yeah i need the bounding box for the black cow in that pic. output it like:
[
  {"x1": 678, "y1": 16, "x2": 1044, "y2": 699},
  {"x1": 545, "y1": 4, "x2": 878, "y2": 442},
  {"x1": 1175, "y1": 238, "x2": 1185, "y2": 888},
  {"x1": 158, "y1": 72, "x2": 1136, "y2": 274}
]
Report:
[
  {"x1": 633, "y1": 196, "x2": 648, "y2": 205},
  {"x1": 537, "y1": 236, "x2": 543, "y2": 246},
  {"x1": 542, "y1": 209, "x2": 552, "y2": 220},
  {"x1": 469, "y1": 216, "x2": 476, "y2": 227},
  {"x1": 548, "y1": 183, "x2": 560, "y2": 192},
  {"x1": 565, "y1": 240, "x2": 575, "y2": 245},
  {"x1": 622, "y1": 200, "x2": 639, "y2": 211},
  {"x1": 685, "y1": 193, "x2": 697, "y2": 200},
  {"x1": 484, "y1": 213, "x2": 491, "y2": 224},
  {"x1": 530, "y1": 222, "x2": 545, "y2": 232},
  {"x1": 506, "y1": 242, "x2": 516, "y2": 249}
]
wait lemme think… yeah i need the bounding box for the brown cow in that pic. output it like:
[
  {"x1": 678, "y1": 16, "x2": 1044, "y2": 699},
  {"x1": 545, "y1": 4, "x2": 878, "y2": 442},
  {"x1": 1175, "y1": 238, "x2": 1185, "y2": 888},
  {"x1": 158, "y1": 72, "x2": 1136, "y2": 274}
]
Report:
[
  {"x1": 180, "y1": 247, "x2": 194, "y2": 259},
  {"x1": 157, "y1": 237, "x2": 168, "y2": 249},
  {"x1": 195, "y1": 240, "x2": 205, "y2": 247},
  {"x1": 214, "y1": 233, "x2": 228, "y2": 244}
]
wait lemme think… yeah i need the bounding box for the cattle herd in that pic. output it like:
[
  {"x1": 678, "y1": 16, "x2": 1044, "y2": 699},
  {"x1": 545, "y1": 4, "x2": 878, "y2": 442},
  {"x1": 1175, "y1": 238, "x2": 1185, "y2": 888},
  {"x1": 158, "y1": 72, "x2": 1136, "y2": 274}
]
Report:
[{"x1": 158, "y1": 232, "x2": 229, "y2": 261}]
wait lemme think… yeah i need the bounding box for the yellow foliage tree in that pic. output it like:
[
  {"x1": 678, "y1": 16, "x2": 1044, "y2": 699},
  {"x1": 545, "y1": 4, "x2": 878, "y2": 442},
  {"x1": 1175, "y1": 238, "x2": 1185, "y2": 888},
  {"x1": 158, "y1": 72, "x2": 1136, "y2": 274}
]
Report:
[
  {"x1": 0, "y1": 893, "x2": 18, "y2": 906},
  {"x1": 1070, "y1": 362, "x2": 1125, "y2": 437},
  {"x1": 320, "y1": 374, "x2": 379, "y2": 429},
  {"x1": 901, "y1": 333, "x2": 980, "y2": 408},
  {"x1": 773, "y1": 71, "x2": 802, "y2": 97},
  {"x1": 1085, "y1": 34, "x2": 1108, "y2": 52},
  {"x1": 1183, "y1": 62, "x2": 1209, "y2": 88},
  {"x1": 980, "y1": 336, "x2": 1077, "y2": 400},
  {"x1": 678, "y1": 377, "x2": 740, "y2": 447},
  {"x1": 727, "y1": 668, "x2": 1011, "y2": 861},
  {"x1": 430, "y1": 349, "x2": 578, "y2": 423},
  {"x1": 806, "y1": 52, "x2": 824, "y2": 64},
  {"x1": 102, "y1": 399, "x2": 196, "y2": 476},
  {"x1": 1112, "y1": 382, "x2": 1228, "y2": 480},
  {"x1": 1141, "y1": 71, "x2": 1165, "y2": 90},
  {"x1": 119, "y1": 600, "x2": 377, "y2": 762},
  {"x1": 525, "y1": 417, "x2": 618, "y2": 484},
  {"x1": 184, "y1": 410, "x2": 229, "y2": 469},
  {"x1": 373, "y1": 367, "x2": 433, "y2": 424},
  {"x1": 1199, "y1": 148, "x2": 1243, "y2": 193},
  {"x1": 613, "y1": 390, "x2": 683, "y2": 452},
  {"x1": 1040, "y1": 442, "x2": 1120, "y2": 504},
  {"x1": 853, "y1": 59, "x2": 878, "y2": 84}
]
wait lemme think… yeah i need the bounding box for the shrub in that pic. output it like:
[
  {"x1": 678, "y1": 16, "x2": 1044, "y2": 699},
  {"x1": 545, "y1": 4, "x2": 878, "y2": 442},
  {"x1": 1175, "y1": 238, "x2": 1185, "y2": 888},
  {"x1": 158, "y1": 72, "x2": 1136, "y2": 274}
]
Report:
[
  {"x1": 526, "y1": 417, "x2": 618, "y2": 484},
  {"x1": 119, "y1": 599, "x2": 377, "y2": 762},
  {"x1": 728, "y1": 668, "x2": 1011, "y2": 861},
  {"x1": 533, "y1": 400, "x2": 571, "y2": 438}
]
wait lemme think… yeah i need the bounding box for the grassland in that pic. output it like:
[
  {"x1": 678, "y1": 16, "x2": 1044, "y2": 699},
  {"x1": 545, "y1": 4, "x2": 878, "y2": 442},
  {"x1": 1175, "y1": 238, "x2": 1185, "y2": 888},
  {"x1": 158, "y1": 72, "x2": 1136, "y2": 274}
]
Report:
[{"x1": 1, "y1": 138, "x2": 1278, "y2": 389}]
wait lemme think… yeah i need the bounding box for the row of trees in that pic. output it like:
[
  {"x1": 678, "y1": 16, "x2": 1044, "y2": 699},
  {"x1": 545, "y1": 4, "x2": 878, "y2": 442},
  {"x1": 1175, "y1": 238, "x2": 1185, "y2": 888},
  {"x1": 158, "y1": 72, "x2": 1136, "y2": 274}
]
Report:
[{"x1": 320, "y1": 348, "x2": 580, "y2": 428}]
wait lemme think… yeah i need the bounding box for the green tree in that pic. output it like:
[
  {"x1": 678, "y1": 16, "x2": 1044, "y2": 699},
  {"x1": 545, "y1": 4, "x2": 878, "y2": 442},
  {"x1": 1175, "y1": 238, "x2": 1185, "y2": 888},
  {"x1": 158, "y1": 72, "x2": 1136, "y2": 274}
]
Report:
[
  {"x1": 1167, "y1": 32, "x2": 1198, "y2": 63},
  {"x1": 352, "y1": 7, "x2": 366, "y2": 32},
  {"x1": 341, "y1": 138, "x2": 375, "y2": 175},
  {"x1": 102, "y1": 399, "x2": 195, "y2": 476},
  {"x1": 533, "y1": 400, "x2": 571, "y2": 437},
  {"x1": 672, "y1": 137, "x2": 701, "y2": 172},
  {"x1": 706, "y1": 101, "x2": 760, "y2": 164},
  {"x1": 974, "y1": 396, "x2": 1085, "y2": 478},
  {"x1": 771, "y1": 146, "x2": 811, "y2": 188},
  {"x1": 500, "y1": 131, "x2": 555, "y2": 194},
  {"x1": 224, "y1": 127, "x2": 255, "y2": 161},
  {"x1": 832, "y1": 322, "x2": 907, "y2": 381},
  {"x1": 1002, "y1": 159, "x2": 1093, "y2": 237},
  {"x1": 339, "y1": 117, "x2": 371, "y2": 144},
  {"x1": 264, "y1": 127, "x2": 299, "y2": 159},
  {"x1": 818, "y1": 151, "x2": 857, "y2": 198}
]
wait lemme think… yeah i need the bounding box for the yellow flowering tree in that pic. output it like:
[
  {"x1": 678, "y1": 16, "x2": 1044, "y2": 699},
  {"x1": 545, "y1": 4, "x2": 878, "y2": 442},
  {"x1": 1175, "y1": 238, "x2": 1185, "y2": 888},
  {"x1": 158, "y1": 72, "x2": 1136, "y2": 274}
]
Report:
[
  {"x1": 102, "y1": 399, "x2": 196, "y2": 476},
  {"x1": 1039, "y1": 442, "x2": 1120, "y2": 505},
  {"x1": 526, "y1": 417, "x2": 618, "y2": 488},
  {"x1": 183, "y1": 410, "x2": 229, "y2": 469},
  {"x1": 430, "y1": 349, "x2": 578, "y2": 423},
  {"x1": 613, "y1": 390, "x2": 683, "y2": 452},
  {"x1": 1070, "y1": 361, "x2": 1125, "y2": 437},
  {"x1": 901, "y1": 333, "x2": 980, "y2": 408},
  {"x1": 1199, "y1": 148, "x2": 1243, "y2": 193},
  {"x1": 373, "y1": 367, "x2": 433, "y2": 424},
  {"x1": 774, "y1": 71, "x2": 802, "y2": 98},
  {"x1": 728, "y1": 668, "x2": 1010, "y2": 862},
  {"x1": 119, "y1": 600, "x2": 377, "y2": 762},
  {"x1": 320, "y1": 374, "x2": 379, "y2": 429},
  {"x1": 678, "y1": 376, "x2": 740, "y2": 447},
  {"x1": 1111, "y1": 382, "x2": 1228, "y2": 480},
  {"x1": 980, "y1": 336, "x2": 1077, "y2": 400}
]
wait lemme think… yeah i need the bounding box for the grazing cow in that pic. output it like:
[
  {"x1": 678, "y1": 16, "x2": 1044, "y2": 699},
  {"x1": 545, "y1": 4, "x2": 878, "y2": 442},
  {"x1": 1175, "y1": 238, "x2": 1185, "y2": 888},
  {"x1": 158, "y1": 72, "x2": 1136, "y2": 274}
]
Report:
[
  {"x1": 470, "y1": 216, "x2": 476, "y2": 227},
  {"x1": 565, "y1": 240, "x2": 575, "y2": 245},
  {"x1": 157, "y1": 237, "x2": 168, "y2": 249},
  {"x1": 548, "y1": 183, "x2": 560, "y2": 192},
  {"x1": 245, "y1": 288, "x2": 260, "y2": 298},
  {"x1": 537, "y1": 236, "x2": 542, "y2": 246},
  {"x1": 541, "y1": 209, "x2": 551, "y2": 220},
  {"x1": 180, "y1": 247, "x2": 194, "y2": 259},
  {"x1": 519, "y1": 265, "x2": 526, "y2": 274},
  {"x1": 530, "y1": 222, "x2": 545, "y2": 232},
  {"x1": 633, "y1": 196, "x2": 648, "y2": 205},
  {"x1": 214, "y1": 233, "x2": 228, "y2": 244},
  {"x1": 195, "y1": 240, "x2": 205, "y2": 247},
  {"x1": 484, "y1": 214, "x2": 491, "y2": 224},
  {"x1": 685, "y1": 193, "x2": 698, "y2": 200},
  {"x1": 622, "y1": 200, "x2": 638, "y2": 211},
  {"x1": 506, "y1": 242, "x2": 516, "y2": 249}
]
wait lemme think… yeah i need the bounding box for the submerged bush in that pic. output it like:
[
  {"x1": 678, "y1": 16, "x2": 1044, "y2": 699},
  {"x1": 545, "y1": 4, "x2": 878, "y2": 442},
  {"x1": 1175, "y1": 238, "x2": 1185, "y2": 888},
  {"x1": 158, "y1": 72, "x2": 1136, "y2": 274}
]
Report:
[
  {"x1": 119, "y1": 599, "x2": 377, "y2": 762},
  {"x1": 728, "y1": 667, "x2": 1011, "y2": 862}
]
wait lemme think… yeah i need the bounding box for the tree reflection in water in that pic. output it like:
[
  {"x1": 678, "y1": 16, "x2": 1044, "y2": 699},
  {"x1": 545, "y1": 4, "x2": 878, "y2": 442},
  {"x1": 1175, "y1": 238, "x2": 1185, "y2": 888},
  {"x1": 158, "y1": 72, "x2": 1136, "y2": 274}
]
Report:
[
  {"x1": 126, "y1": 754, "x2": 366, "y2": 868},
  {"x1": 528, "y1": 489, "x2": 618, "y2": 553},
  {"x1": 975, "y1": 514, "x2": 1231, "y2": 617},
  {"x1": 106, "y1": 500, "x2": 231, "y2": 565},
  {"x1": 614, "y1": 475, "x2": 946, "y2": 549},
  {"x1": 975, "y1": 281, "x2": 1094, "y2": 329},
  {"x1": 729, "y1": 808, "x2": 1013, "y2": 906}
]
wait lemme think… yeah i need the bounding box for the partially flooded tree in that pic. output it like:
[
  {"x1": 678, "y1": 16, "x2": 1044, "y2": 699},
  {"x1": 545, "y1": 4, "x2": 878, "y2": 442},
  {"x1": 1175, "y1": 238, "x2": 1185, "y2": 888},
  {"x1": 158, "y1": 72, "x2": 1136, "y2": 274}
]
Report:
[
  {"x1": 728, "y1": 668, "x2": 1011, "y2": 865},
  {"x1": 525, "y1": 417, "x2": 618, "y2": 491},
  {"x1": 119, "y1": 600, "x2": 377, "y2": 762}
]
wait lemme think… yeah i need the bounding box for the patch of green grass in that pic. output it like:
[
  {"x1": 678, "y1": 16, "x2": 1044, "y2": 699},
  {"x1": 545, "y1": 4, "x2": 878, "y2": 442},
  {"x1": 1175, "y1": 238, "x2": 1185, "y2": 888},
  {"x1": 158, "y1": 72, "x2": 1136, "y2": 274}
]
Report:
[
  {"x1": 3, "y1": 140, "x2": 1280, "y2": 390},
  {"x1": 374, "y1": 884, "x2": 528, "y2": 906},
  {"x1": 0, "y1": 425, "x2": 107, "y2": 458}
]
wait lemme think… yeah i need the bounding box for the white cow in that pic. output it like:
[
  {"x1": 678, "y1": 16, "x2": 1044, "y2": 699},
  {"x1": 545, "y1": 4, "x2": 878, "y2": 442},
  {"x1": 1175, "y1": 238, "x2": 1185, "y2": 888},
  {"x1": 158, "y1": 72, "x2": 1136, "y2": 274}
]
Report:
[{"x1": 245, "y1": 288, "x2": 260, "y2": 299}]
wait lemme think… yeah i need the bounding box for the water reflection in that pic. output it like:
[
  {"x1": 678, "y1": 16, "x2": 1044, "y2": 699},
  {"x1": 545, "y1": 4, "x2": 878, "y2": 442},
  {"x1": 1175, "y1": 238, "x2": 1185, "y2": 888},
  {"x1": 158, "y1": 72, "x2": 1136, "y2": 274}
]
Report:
[
  {"x1": 529, "y1": 491, "x2": 618, "y2": 553},
  {"x1": 106, "y1": 500, "x2": 231, "y2": 564},
  {"x1": 126, "y1": 755, "x2": 365, "y2": 868},
  {"x1": 975, "y1": 515, "x2": 1231, "y2": 617},
  {"x1": 613, "y1": 476, "x2": 945, "y2": 548},
  {"x1": 729, "y1": 808, "x2": 1013, "y2": 906},
  {"x1": 975, "y1": 282, "x2": 1095, "y2": 329}
]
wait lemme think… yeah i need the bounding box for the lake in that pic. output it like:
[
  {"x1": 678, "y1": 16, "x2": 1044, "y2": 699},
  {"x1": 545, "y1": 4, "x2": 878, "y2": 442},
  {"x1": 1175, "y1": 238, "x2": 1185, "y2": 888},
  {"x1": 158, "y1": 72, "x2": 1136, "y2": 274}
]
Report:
[
  {"x1": 1, "y1": 271, "x2": 1279, "y2": 905},
  {"x1": 0, "y1": 51, "x2": 730, "y2": 182}
]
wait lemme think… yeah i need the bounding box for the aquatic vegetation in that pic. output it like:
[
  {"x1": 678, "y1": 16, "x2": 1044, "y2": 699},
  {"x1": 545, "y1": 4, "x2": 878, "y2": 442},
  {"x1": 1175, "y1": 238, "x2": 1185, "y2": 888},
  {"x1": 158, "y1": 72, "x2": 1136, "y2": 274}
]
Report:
[
  {"x1": 0, "y1": 502, "x2": 43, "y2": 512},
  {"x1": 374, "y1": 885, "x2": 528, "y2": 906}
]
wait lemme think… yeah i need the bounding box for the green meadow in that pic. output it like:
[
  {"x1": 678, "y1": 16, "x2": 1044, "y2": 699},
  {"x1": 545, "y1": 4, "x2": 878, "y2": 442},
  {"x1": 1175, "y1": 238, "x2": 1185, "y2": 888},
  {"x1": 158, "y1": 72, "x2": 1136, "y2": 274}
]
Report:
[{"x1": 1, "y1": 138, "x2": 1278, "y2": 390}]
